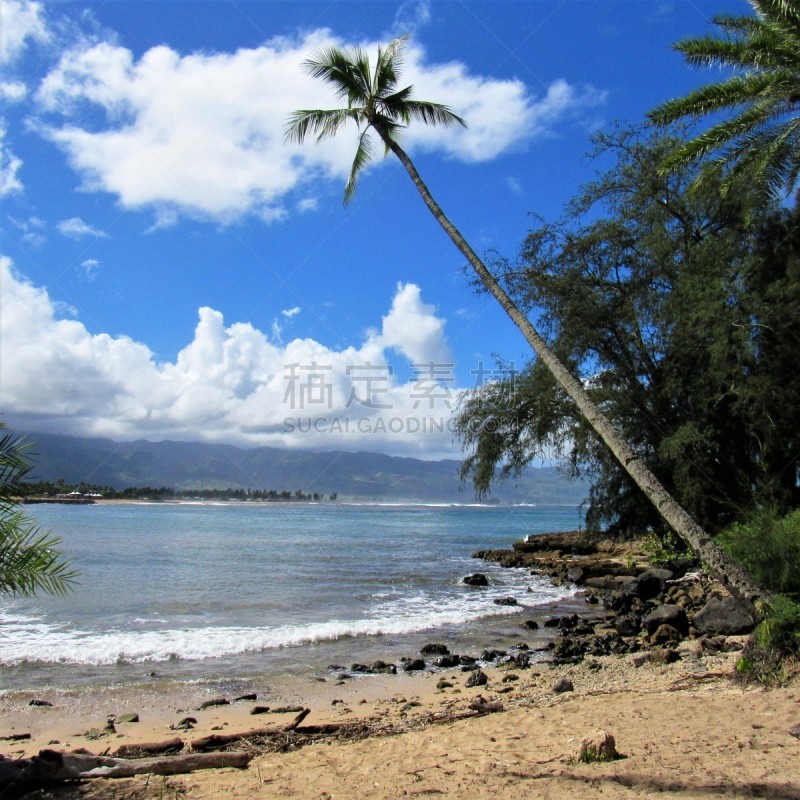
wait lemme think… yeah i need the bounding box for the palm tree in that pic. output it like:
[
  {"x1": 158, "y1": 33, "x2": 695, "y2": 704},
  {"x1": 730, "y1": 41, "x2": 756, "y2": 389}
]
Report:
[
  {"x1": 649, "y1": 0, "x2": 800, "y2": 204},
  {"x1": 287, "y1": 36, "x2": 765, "y2": 611},
  {"x1": 0, "y1": 423, "x2": 77, "y2": 597}
]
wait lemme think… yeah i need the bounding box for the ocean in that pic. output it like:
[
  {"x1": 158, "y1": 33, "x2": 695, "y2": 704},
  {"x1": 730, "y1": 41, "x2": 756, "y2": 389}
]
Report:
[{"x1": 0, "y1": 502, "x2": 584, "y2": 695}]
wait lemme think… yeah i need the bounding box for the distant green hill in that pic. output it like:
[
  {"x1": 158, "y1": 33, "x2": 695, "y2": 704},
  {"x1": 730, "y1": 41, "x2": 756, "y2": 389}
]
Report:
[{"x1": 20, "y1": 432, "x2": 588, "y2": 505}]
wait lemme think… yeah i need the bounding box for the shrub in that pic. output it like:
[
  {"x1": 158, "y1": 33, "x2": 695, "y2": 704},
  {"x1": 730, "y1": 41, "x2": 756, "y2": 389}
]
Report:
[{"x1": 716, "y1": 508, "x2": 800, "y2": 595}]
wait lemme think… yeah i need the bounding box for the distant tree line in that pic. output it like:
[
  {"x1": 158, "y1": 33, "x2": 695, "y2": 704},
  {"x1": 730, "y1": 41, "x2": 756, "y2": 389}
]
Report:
[{"x1": 19, "y1": 480, "x2": 338, "y2": 503}]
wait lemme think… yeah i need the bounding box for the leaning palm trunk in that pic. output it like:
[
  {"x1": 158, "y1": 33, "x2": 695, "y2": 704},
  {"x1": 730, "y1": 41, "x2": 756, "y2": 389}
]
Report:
[{"x1": 375, "y1": 123, "x2": 765, "y2": 614}]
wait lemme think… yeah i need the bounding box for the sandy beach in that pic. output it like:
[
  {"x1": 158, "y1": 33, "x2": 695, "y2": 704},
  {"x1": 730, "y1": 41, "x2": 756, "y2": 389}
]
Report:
[{"x1": 3, "y1": 639, "x2": 799, "y2": 799}]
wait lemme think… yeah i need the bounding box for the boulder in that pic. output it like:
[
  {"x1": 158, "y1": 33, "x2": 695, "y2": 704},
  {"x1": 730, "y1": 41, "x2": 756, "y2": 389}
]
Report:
[
  {"x1": 566, "y1": 566, "x2": 586, "y2": 584},
  {"x1": 643, "y1": 604, "x2": 688, "y2": 636},
  {"x1": 576, "y1": 730, "x2": 619, "y2": 763},
  {"x1": 634, "y1": 568, "x2": 674, "y2": 600},
  {"x1": 420, "y1": 643, "x2": 450, "y2": 656},
  {"x1": 465, "y1": 669, "x2": 488, "y2": 688},
  {"x1": 434, "y1": 654, "x2": 460, "y2": 669},
  {"x1": 401, "y1": 658, "x2": 426, "y2": 672},
  {"x1": 553, "y1": 678, "x2": 574, "y2": 693},
  {"x1": 493, "y1": 597, "x2": 518, "y2": 606},
  {"x1": 650, "y1": 624, "x2": 683, "y2": 645},
  {"x1": 521, "y1": 619, "x2": 539, "y2": 630},
  {"x1": 613, "y1": 613, "x2": 641, "y2": 637},
  {"x1": 463, "y1": 574, "x2": 489, "y2": 587},
  {"x1": 693, "y1": 597, "x2": 755, "y2": 636}
]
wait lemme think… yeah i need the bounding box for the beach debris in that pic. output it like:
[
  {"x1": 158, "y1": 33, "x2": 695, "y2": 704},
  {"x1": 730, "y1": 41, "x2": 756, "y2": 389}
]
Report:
[
  {"x1": 191, "y1": 708, "x2": 310, "y2": 752},
  {"x1": 789, "y1": 724, "x2": 800, "y2": 739},
  {"x1": 436, "y1": 679, "x2": 453, "y2": 690},
  {"x1": 250, "y1": 705, "x2": 271, "y2": 715},
  {"x1": 468, "y1": 695, "x2": 503, "y2": 714},
  {"x1": 198, "y1": 697, "x2": 230, "y2": 710},
  {"x1": 112, "y1": 737, "x2": 184, "y2": 758},
  {"x1": 553, "y1": 678, "x2": 574, "y2": 693},
  {"x1": 576, "y1": 729, "x2": 620, "y2": 763},
  {"x1": 463, "y1": 573, "x2": 489, "y2": 587},
  {"x1": 270, "y1": 705, "x2": 305, "y2": 714},
  {"x1": 115, "y1": 712, "x2": 140, "y2": 723},
  {"x1": 465, "y1": 669, "x2": 488, "y2": 688},
  {"x1": 234, "y1": 693, "x2": 258, "y2": 702},
  {"x1": 171, "y1": 716, "x2": 198, "y2": 730},
  {"x1": 0, "y1": 732, "x2": 31, "y2": 741},
  {"x1": 28, "y1": 699, "x2": 53, "y2": 707}
]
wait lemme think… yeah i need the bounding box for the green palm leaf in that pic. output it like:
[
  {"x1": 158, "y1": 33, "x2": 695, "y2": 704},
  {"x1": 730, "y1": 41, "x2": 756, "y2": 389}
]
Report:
[
  {"x1": 649, "y1": 0, "x2": 800, "y2": 203},
  {"x1": 0, "y1": 422, "x2": 78, "y2": 597}
]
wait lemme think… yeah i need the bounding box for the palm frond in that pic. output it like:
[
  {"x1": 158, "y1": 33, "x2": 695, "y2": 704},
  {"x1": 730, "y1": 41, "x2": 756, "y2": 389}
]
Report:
[
  {"x1": 344, "y1": 128, "x2": 376, "y2": 205},
  {"x1": 658, "y1": 98, "x2": 787, "y2": 171},
  {"x1": 285, "y1": 108, "x2": 354, "y2": 144},
  {"x1": 650, "y1": 72, "x2": 784, "y2": 123},
  {"x1": 0, "y1": 431, "x2": 33, "y2": 502},
  {"x1": 303, "y1": 45, "x2": 369, "y2": 103},
  {"x1": 752, "y1": 0, "x2": 800, "y2": 29},
  {"x1": 0, "y1": 517, "x2": 78, "y2": 597},
  {"x1": 404, "y1": 99, "x2": 467, "y2": 128},
  {"x1": 373, "y1": 35, "x2": 408, "y2": 98}
]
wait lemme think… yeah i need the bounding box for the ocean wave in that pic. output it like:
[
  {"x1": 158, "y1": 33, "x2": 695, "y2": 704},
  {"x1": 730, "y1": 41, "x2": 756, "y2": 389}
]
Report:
[{"x1": 0, "y1": 577, "x2": 569, "y2": 668}]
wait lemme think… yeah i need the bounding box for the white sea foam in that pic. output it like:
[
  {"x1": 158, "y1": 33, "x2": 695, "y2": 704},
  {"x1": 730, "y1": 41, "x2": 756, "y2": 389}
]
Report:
[{"x1": 0, "y1": 572, "x2": 570, "y2": 668}]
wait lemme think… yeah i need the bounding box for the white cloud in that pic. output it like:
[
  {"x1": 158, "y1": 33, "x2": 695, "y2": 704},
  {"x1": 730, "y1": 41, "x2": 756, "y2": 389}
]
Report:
[
  {"x1": 506, "y1": 177, "x2": 523, "y2": 195},
  {"x1": 0, "y1": 0, "x2": 50, "y2": 65},
  {"x1": 80, "y1": 258, "x2": 100, "y2": 280},
  {"x1": 57, "y1": 216, "x2": 107, "y2": 239},
  {"x1": 0, "y1": 125, "x2": 23, "y2": 196},
  {"x1": 297, "y1": 197, "x2": 318, "y2": 213},
  {"x1": 5, "y1": 213, "x2": 45, "y2": 246},
  {"x1": 0, "y1": 258, "x2": 464, "y2": 458},
  {"x1": 0, "y1": 81, "x2": 27, "y2": 101},
  {"x1": 32, "y1": 30, "x2": 606, "y2": 224},
  {"x1": 392, "y1": 0, "x2": 432, "y2": 36},
  {"x1": 281, "y1": 306, "x2": 301, "y2": 319}
]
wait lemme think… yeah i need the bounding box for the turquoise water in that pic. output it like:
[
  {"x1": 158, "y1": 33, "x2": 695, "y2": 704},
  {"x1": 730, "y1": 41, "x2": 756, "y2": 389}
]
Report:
[{"x1": 0, "y1": 502, "x2": 583, "y2": 692}]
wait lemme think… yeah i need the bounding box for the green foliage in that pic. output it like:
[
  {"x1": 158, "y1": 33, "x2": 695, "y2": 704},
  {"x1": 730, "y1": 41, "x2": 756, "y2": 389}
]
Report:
[
  {"x1": 649, "y1": 0, "x2": 800, "y2": 207},
  {"x1": 456, "y1": 124, "x2": 800, "y2": 535},
  {"x1": 755, "y1": 594, "x2": 800, "y2": 653},
  {"x1": 0, "y1": 423, "x2": 77, "y2": 597},
  {"x1": 717, "y1": 508, "x2": 800, "y2": 595},
  {"x1": 642, "y1": 530, "x2": 684, "y2": 566}
]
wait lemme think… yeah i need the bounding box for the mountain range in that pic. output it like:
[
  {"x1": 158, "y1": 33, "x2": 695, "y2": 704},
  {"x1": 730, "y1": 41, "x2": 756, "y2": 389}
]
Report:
[{"x1": 19, "y1": 432, "x2": 588, "y2": 505}]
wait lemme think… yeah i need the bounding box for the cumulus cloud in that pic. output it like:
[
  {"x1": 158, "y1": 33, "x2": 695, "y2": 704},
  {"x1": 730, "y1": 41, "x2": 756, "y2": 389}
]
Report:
[
  {"x1": 57, "y1": 216, "x2": 107, "y2": 239},
  {"x1": 281, "y1": 306, "x2": 301, "y2": 319},
  {"x1": 0, "y1": 0, "x2": 50, "y2": 65},
  {"x1": 32, "y1": 30, "x2": 606, "y2": 224},
  {"x1": 0, "y1": 259, "x2": 464, "y2": 457}
]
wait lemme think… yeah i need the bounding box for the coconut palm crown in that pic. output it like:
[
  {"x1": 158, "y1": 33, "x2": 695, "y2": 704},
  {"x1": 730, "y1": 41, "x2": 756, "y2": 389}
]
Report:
[
  {"x1": 649, "y1": 0, "x2": 800, "y2": 203},
  {"x1": 286, "y1": 35, "x2": 466, "y2": 204}
]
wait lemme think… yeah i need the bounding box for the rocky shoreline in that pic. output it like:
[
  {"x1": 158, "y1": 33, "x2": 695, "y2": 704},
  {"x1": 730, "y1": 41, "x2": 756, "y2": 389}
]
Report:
[{"x1": 474, "y1": 529, "x2": 756, "y2": 667}]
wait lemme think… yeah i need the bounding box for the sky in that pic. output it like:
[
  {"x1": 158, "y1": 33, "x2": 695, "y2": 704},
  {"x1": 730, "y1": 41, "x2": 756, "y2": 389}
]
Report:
[{"x1": 0, "y1": 0, "x2": 749, "y2": 460}]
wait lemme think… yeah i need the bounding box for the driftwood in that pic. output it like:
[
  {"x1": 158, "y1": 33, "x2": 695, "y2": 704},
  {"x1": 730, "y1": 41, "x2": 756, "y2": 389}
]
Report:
[
  {"x1": 0, "y1": 747, "x2": 252, "y2": 790},
  {"x1": 112, "y1": 736, "x2": 184, "y2": 758},
  {"x1": 191, "y1": 707, "x2": 310, "y2": 752}
]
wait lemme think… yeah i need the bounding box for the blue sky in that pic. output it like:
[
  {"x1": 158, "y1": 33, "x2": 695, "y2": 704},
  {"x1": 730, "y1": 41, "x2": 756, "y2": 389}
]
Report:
[{"x1": 0, "y1": 0, "x2": 748, "y2": 459}]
